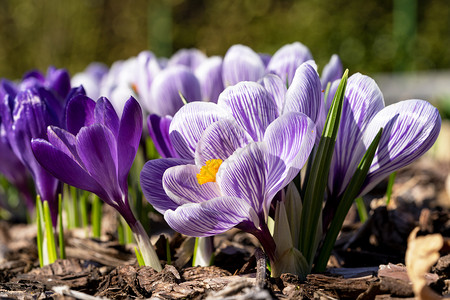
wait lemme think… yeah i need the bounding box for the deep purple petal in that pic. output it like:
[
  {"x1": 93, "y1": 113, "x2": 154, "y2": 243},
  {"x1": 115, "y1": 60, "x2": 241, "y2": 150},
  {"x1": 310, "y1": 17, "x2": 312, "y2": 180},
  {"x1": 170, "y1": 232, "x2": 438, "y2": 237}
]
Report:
[
  {"x1": 321, "y1": 54, "x2": 343, "y2": 89},
  {"x1": 194, "y1": 56, "x2": 224, "y2": 103},
  {"x1": 222, "y1": 45, "x2": 265, "y2": 87},
  {"x1": 65, "y1": 95, "x2": 96, "y2": 135},
  {"x1": 329, "y1": 73, "x2": 385, "y2": 196},
  {"x1": 195, "y1": 118, "x2": 253, "y2": 166},
  {"x1": 216, "y1": 143, "x2": 266, "y2": 214},
  {"x1": 258, "y1": 74, "x2": 287, "y2": 115},
  {"x1": 31, "y1": 138, "x2": 107, "y2": 200},
  {"x1": 117, "y1": 97, "x2": 143, "y2": 192},
  {"x1": 162, "y1": 164, "x2": 221, "y2": 206},
  {"x1": 147, "y1": 114, "x2": 179, "y2": 158},
  {"x1": 76, "y1": 124, "x2": 121, "y2": 204},
  {"x1": 46, "y1": 67, "x2": 71, "y2": 99},
  {"x1": 94, "y1": 97, "x2": 120, "y2": 137},
  {"x1": 164, "y1": 196, "x2": 258, "y2": 237},
  {"x1": 148, "y1": 65, "x2": 202, "y2": 116},
  {"x1": 169, "y1": 102, "x2": 230, "y2": 159},
  {"x1": 360, "y1": 100, "x2": 441, "y2": 196},
  {"x1": 218, "y1": 82, "x2": 279, "y2": 142},
  {"x1": 263, "y1": 112, "x2": 316, "y2": 200},
  {"x1": 266, "y1": 42, "x2": 313, "y2": 86},
  {"x1": 140, "y1": 158, "x2": 193, "y2": 214}
]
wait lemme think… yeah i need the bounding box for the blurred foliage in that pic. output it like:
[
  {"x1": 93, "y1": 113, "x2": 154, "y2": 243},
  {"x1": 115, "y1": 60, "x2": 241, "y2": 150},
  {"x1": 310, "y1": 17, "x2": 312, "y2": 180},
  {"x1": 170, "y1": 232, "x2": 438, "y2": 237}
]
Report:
[{"x1": 0, "y1": 0, "x2": 449, "y2": 79}]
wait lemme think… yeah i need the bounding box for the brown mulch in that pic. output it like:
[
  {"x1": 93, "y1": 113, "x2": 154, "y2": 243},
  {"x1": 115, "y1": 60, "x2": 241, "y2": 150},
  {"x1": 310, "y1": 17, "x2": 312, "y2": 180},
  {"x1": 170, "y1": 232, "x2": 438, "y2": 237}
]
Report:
[{"x1": 0, "y1": 156, "x2": 449, "y2": 299}]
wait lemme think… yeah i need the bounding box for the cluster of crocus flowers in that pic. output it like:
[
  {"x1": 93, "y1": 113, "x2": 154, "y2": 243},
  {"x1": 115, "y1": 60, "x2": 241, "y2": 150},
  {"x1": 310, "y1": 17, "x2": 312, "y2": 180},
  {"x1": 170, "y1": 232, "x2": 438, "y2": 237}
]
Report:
[{"x1": 0, "y1": 68, "x2": 72, "y2": 224}]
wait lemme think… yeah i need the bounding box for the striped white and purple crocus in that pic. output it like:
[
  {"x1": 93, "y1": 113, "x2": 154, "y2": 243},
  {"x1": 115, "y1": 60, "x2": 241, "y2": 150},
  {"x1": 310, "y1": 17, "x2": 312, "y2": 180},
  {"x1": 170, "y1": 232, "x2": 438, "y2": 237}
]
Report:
[
  {"x1": 0, "y1": 68, "x2": 72, "y2": 225},
  {"x1": 322, "y1": 73, "x2": 441, "y2": 229},
  {"x1": 140, "y1": 81, "x2": 317, "y2": 261},
  {"x1": 31, "y1": 95, "x2": 162, "y2": 271}
]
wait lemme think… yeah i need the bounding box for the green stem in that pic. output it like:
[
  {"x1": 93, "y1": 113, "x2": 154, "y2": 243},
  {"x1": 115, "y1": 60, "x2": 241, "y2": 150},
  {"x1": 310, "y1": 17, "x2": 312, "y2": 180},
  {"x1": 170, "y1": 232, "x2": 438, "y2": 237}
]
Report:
[
  {"x1": 58, "y1": 195, "x2": 65, "y2": 259},
  {"x1": 43, "y1": 201, "x2": 57, "y2": 264},
  {"x1": 70, "y1": 186, "x2": 79, "y2": 227},
  {"x1": 355, "y1": 197, "x2": 368, "y2": 223},
  {"x1": 91, "y1": 195, "x2": 102, "y2": 238},
  {"x1": 36, "y1": 196, "x2": 44, "y2": 267},
  {"x1": 386, "y1": 171, "x2": 397, "y2": 205}
]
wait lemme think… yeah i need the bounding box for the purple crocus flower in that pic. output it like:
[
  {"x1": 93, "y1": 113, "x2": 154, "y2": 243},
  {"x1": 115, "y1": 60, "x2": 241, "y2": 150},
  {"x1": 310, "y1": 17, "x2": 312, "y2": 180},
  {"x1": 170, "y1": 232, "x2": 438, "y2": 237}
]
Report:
[
  {"x1": 31, "y1": 95, "x2": 161, "y2": 270},
  {"x1": 0, "y1": 87, "x2": 63, "y2": 224},
  {"x1": 141, "y1": 112, "x2": 316, "y2": 261},
  {"x1": 71, "y1": 63, "x2": 108, "y2": 100},
  {"x1": 167, "y1": 48, "x2": 207, "y2": 71},
  {"x1": 320, "y1": 54, "x2": 343, "y2": 89}
]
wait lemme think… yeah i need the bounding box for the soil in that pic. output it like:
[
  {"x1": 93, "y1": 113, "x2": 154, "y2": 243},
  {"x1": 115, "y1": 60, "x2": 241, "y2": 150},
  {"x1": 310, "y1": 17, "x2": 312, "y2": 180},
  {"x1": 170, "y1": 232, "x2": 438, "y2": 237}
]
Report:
[{"x1": 0, "y1": 156, "x2": 449, "y2": 299}]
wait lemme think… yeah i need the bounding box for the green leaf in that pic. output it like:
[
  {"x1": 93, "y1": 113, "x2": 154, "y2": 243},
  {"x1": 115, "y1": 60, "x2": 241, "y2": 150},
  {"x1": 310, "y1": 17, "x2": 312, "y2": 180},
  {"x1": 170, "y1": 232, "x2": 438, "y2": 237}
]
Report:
[
  {"x1": 386, "y1": 171, "x2": 397, "y2": 205},
  {"x1": 135, "y1": 247, "x2": 145, "y2": 267},
  {"x1": 36, "y1": 196, "x2": 44, "y2": 267},
  {"x1": 314, "y1": 127, "x2": 383, "y2": 272},
  {"x1": 58, "y1": 194, "x2": 66, "y2": 259},
  {"x1": 355, "y1": 197, "x2": 368, "y2": 223},
  {"x1": 43, "y1": 200, "x2": 57, "y2": 264},
  {"x1": 298, "y1": 69, "x2": 348, "y2": 266},
  {"x1": 91, "y1": 194, "x2": 102, "y2": 238}
]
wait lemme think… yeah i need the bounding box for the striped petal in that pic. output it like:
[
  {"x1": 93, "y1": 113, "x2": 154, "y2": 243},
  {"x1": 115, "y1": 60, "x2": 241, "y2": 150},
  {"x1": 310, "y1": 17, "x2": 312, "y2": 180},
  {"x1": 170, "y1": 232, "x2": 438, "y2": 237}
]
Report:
[
  {"x1": 162, "y1": 164, "x2": 221, "y2": 206},
  {"x1": 165, "y1": 196, "x2": 258, "y2": 237},
  {"x1": 149, "y1": 65, "x2": 202, "y2": 116},
  {"x1": 222, "y1": 45, "x2": 265, "y2": 87},
  {"x1": 266, "y1": 42, "x2": 313, "y2": 86},
  {"x1": 218, "y1": 82, "x2": 278, "y2": 142},
  {"x1": 321, "y1": 54, "x2": 343, "y2": 89},
  {"x1": 258, "y1": 74, "x2": 287, "y2": 115},
  {"x1": 329, "y1": 73, "x2": 385, "y2": 196},
  {"x1": 284, "y1": 62, "x2": 324, "y2": 141},
  {"x1": 169, "y1": 102, "x2": 230, "y2": 159},
  {"x1": 195, "y1": 56, "x2": 224, "y2": 103},
  {"x1": 359, "y1": 99, "x2": 441, "y2": 196},
  {"x1": 263, "y1": 112, "x2": 316, "y2": 201},
  {"x1": 140, "y1": 158, "x2": 192, "y2": 214},
  {"x1": 195, "y1": 118, "x2": 253, "y2": 166},
  {"x1": 216, "y1": 143, "x2": 265, "y2": 214}
]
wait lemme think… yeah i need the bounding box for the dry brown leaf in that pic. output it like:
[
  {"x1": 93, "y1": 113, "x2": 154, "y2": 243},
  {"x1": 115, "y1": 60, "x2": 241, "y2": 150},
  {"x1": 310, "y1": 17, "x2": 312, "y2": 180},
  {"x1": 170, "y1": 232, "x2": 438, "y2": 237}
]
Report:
[{"x1": 405, "y1": 227, "x2": 443, "y2": 300}]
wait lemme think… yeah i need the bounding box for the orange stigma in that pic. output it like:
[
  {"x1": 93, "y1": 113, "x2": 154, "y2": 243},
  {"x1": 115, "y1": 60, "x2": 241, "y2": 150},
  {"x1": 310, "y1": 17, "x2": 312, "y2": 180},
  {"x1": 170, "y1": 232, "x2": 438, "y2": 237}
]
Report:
[{"x1": 197, "y1": 159, "x2": 223, "y2": 185}]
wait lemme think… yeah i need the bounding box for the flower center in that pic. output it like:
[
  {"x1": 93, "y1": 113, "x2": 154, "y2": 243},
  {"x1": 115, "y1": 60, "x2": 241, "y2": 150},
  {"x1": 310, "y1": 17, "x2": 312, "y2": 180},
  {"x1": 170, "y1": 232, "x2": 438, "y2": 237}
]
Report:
[{"x1": 197, "y1": 159, "x2": 223, "y2": 185}]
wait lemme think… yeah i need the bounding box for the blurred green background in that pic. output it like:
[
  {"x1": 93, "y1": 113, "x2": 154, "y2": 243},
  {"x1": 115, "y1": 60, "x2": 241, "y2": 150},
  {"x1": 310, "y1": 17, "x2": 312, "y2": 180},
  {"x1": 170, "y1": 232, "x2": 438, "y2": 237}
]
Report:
[{"x1": 0, "y1": 0, "x2": 449, "y2": 79}]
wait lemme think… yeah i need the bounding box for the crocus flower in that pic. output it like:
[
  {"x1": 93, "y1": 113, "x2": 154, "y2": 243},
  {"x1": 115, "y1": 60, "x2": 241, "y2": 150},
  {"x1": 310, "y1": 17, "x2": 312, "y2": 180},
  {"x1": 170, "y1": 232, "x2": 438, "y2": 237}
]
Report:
[
  {"x1": 31, "y1": 96, "x2": 162, "y2": 271},
  {"x1": 141, "y1": 112, "x2": 316, "y2": 261},
  {"x1": 167, "y1": 48, "x2": 207, "y2": 71},
  {"x1": 71, "y1": 62, "x2": 108, "y2": 100},
  {"x1": 322, "y1": 73, "x2": 441, "y2": 229},
  {"x1": 0, "y1": 87, "x2": 63, "y2": 224}
]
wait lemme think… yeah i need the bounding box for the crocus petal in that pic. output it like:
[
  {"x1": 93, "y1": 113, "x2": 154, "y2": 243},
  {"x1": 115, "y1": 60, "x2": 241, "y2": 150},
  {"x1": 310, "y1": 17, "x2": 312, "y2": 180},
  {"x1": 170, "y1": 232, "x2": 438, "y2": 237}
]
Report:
[
  {"x1": 117, "y1": 97, "x2": 143, "y2": 192},
  {"x1": 222, "y1": 45, "x2": 265, "y2": 87},
  {"x1": 169, "y1": 102, "x2": 230, "y2": 159},
  {"x1": 266, "y1": 42, "x2": 313, "y2": 86},
  {"x1": 65, "y1": 95, "x2": 96, "y2": 135},
  {"x1": 46, "y1": 67, "x2": 71, "y2": 99},
  {"x1": 359, "y1": 100, "x2": 441, "y2": 196},
  {"x1": 321, "y1": 54, "x2": 343, "y2": 89},
  {"x1": 329, "y1": 73, "x2": 385, "y2": 196},
  {"x1": 258, "y1": 74, "x2": 287, "y2": 115},
  {"x1": 216, "y1": 143, "x2": 266, "y2": 214},
  {"x1": 148, "y1": 65, "x2": 202, "y2": 116},
  {"x1": 47, "y1": 126, "x2": 81, "y2": 163},
  {"x1": 195, "y1": 56, "x2": 224, "y2": 103},
  {"x1": 168, "y1": 48, "x2": 207, "y2": 71},
  {"x1": 94, "y1": 97, "x2": 120, "y2": 137},
  {"x1": 218, "y1": 82, "x2": 279, "y2": 142},
  {"x1": 195, "y1": 118, "x2": 253, "y2": 166},
  {"x1": 165, "y1": 196, "x2": 258, "y2": 237},
  {"x1": 162, "y1": 164, "x2": 221, "y2": 206},
  {"x1": 140, "y1": 158, "x2": 193, "y2": 214},
  {"x1": 263, "y1": 112, "x2": 316, "y2": 200},
  {"x1": 147, "y1": 114, "x2": 178, "y2": 158},
  {"x1": 76, "y1": 124, "x2": 121, "y2": 203},
  {"x1": 284, "y1": 62, "x2": 324, "y2": 141},
  {"x1": 31, "y1": 138, "x2": 108, "y2": 200}
]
